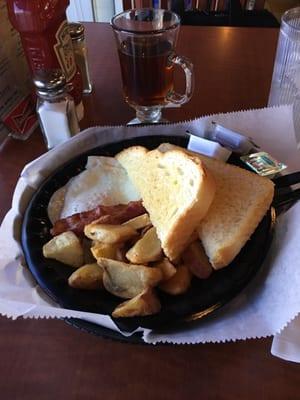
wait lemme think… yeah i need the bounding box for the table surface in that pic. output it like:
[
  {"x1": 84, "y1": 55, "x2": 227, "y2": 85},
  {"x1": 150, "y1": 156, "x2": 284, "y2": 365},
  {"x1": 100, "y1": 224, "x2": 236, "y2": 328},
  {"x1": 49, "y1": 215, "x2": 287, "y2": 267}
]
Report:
[{"x1": 1, "y1": 22, "x2": 299, "y2": 400}]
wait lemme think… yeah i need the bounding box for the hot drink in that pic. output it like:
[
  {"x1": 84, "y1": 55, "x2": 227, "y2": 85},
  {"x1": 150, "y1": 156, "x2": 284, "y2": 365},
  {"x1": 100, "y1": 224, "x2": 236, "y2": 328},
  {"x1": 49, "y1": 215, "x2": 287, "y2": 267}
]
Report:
[
  {"x1": 118, "y1": 39, "x2": 174, "y2": 107},
  {"x1": 111, "y1": 8, "x2": 194, "y2": 124}
]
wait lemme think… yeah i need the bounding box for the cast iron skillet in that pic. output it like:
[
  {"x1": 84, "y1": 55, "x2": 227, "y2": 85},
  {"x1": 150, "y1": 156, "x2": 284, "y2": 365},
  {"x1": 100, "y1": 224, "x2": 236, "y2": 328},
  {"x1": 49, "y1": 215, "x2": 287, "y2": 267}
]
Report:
[{"x1": 21, "y1": 135, "x2": 275, "y2": 342}]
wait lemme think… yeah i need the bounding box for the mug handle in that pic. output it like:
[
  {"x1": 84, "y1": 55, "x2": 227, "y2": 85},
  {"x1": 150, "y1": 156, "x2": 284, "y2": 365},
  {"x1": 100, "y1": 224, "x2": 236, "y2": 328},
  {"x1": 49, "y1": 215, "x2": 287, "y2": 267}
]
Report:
[{"x1": 166, "y1": 53, "x2": 194, "y2": 106}]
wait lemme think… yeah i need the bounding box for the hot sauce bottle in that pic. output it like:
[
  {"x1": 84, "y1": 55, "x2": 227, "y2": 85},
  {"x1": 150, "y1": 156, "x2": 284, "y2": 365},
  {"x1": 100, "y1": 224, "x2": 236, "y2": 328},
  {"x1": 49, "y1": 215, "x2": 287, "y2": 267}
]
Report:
[{"x1": 6, "y1": 0, "x2": 84, "y2": 121}]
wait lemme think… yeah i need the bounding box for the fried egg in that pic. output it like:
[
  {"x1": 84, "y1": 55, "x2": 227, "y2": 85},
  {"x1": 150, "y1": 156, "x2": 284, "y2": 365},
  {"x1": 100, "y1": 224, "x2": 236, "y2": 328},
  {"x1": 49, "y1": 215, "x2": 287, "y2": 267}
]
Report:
[{"x1": 47, "y1": 156, "x2": 141, "y2": 223}]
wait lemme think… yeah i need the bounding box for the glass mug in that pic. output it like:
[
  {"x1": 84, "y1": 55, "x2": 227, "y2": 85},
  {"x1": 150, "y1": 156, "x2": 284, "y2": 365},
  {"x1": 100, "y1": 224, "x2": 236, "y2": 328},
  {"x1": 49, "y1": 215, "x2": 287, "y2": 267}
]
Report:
[{"x1": 111, "y1": 8, "x2": 194, "y2": 124}]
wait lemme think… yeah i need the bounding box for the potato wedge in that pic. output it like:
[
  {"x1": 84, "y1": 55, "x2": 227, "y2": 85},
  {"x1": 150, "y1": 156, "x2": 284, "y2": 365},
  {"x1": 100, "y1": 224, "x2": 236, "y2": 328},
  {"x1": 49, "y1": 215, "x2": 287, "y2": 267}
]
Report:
[
  {"x1": 159, "y1": 264, "x2": 192, "y2": 295},
  {"x1": 68, "y1": 263, "x2": 104, "y2": 290},
  {"x1": 91, "y1": 242, "x2": 119, "y2": 261},
  {"x1": 112, "y1": 288, "x2": 161, "y2": 318},
  {"x1": 84, "y1": 223, "x2": 137, "y2": 243},
  {"x1": 43, "y1": 231, "x2": 83, "y2": 268},
  {"x1": 153, "y1": 258, "x2": 176, "y2": 281},
  {"x1": 98, "y1": 258, "x2": 162, "y2": 299},
  {"x1": 126, "y1": 226, "x2": 163, "y2": 264},
  {"x1": 122, "y1": 213, "x2": 151, "y2": 230},
  {"x1": 182, "y1": 240, "x2": 213, "y2": 279}
]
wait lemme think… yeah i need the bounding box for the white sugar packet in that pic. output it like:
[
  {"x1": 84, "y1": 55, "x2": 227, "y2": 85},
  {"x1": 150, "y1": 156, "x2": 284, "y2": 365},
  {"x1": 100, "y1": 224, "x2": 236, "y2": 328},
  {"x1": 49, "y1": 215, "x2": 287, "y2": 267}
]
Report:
[{"x1": 1, "y1": 105, "x2": 300, "y2": 358}]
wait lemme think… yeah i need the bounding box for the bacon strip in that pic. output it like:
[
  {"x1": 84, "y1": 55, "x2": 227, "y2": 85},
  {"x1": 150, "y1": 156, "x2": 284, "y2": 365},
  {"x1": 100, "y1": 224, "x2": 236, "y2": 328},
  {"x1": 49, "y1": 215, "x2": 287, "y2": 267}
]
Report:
[{"x1": 51, "y1": 201, "x2": 146, "y2": 236}]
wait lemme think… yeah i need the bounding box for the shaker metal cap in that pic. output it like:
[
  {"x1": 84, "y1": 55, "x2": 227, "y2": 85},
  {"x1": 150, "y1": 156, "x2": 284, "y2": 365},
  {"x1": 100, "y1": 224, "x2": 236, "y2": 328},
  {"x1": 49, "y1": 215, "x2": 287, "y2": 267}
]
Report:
[
  {"x1": 69, "y1": 22, "x2": 85, "y2": 40},
  {"x1": 33, "y1": 70, "x2": 67, "y2": 97}
]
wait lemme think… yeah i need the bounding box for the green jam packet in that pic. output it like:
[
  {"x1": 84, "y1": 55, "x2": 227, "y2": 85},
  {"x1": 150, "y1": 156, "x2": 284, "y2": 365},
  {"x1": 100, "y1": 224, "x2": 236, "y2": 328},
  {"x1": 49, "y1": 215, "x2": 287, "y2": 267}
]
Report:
[{"x1": 240, "y1": 152, "x2": 287, "y2": 178}]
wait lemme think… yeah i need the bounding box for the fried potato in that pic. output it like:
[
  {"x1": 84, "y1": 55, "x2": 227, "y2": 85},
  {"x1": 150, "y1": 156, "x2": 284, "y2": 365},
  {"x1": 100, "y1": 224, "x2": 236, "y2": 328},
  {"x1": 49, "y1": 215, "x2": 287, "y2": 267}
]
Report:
[
  {"x1": 122, "y1": 213, "x2": 151, "y2": 230},
  {"x1": 159, "y1": 264, "x2": 192, "y2": 295},
  {"x1": 43, "y1": 231, "x2": 83, "y2": 268},
  {"x1": 153, "y1": 258, "x2": 176, "y2": 281},
  {"x1": 68, "y1": 263, "x2": 104, "y2": 290},
  {"x1": 112, "y1": 288, "x2": 161, "y2": 318},
  {"x1": 91, "y1": 242, "x2": 119, "y2": 261},
  {"x1": 84, "y1": 223, "x2": 137, "y2": 243},
  {"x1": 182, "y1": 240, "x2": 213, "y2": 279},
  {"x1": 98, "y1": 258, "x2": 163, "y2": 299},
  {"x1": 126, "y1": 226, "x2": 163, "y2": 264},
  {"x1": 140, "y1": 224, "x2": 153, "y2": 236}
]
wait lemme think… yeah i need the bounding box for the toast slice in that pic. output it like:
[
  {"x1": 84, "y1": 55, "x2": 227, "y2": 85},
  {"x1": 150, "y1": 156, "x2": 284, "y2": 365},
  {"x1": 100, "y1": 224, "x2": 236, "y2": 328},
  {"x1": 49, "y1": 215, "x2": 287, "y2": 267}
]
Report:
[
  {"x1": 158, "y1": 143, "x2": 275, "y2": 269},
  {"x1": 116, "y1": 146, "x2": 216, "y2": 261}
]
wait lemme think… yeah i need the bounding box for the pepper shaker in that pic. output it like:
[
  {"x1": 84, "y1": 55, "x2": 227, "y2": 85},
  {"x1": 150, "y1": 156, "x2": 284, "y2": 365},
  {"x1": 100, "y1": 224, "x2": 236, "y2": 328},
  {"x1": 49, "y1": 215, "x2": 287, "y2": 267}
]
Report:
[
  {"x1": 69, "y1": 23, "x2": 93, "y2": 94},
  {"x1": 33, "y1": 69, "x2": 80, "y2": 150}
]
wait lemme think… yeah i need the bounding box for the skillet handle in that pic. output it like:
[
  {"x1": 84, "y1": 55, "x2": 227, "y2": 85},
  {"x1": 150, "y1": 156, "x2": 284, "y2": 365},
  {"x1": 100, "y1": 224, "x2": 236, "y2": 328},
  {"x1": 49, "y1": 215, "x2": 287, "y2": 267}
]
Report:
[
  {"x1": 273, "y1": 172, "x2": 300, "y2": 215},
  {"x1": 273, "y1": 172, "x2": 300, "y2": 188}
]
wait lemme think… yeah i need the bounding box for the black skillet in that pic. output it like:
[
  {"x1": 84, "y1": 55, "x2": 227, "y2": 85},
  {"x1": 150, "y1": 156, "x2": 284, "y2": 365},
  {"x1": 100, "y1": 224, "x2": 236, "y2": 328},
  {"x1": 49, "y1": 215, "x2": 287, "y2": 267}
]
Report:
[{"x1": 21, "y1": 135, "x2": 294, "y2": 343}]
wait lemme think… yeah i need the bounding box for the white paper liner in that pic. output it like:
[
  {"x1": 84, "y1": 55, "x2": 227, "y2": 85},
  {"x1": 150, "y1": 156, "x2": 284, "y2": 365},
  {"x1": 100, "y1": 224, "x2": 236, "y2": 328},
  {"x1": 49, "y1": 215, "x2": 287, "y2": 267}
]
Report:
[
  {"x1": 1, "y1": 105, "x2": 300, "y2": 358},
  {"x1": 271, "y1": 314, "x2": 300, "y2": 362}
]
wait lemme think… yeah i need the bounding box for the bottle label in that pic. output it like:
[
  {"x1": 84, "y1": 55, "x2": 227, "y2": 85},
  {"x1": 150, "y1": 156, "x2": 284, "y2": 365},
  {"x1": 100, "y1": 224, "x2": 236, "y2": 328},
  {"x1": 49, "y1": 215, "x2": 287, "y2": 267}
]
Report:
[{"x1": 54, "y1": 20, "x2": 76, "y2": 82}]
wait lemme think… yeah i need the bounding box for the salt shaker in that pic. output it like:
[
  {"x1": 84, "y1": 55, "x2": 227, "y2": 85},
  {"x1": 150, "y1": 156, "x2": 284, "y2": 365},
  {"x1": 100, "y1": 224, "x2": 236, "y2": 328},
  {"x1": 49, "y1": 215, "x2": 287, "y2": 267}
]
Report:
[
  {"x1": 33, "y1": 70, "x2": 80, "y2": 150},
  {"x1": 69, "y1": 23, "x2": 93, "y2": 94}
]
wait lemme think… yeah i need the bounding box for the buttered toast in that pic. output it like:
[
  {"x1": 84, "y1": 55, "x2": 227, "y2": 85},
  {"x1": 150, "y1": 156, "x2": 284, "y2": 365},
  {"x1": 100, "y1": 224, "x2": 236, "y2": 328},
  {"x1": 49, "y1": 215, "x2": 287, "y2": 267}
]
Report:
[
  {"x1": 116, "y1": 146, "x2": 216, "y2": 261},
  {"x1": 158, "y1": 143, "x2": 275, "y2": 269}
]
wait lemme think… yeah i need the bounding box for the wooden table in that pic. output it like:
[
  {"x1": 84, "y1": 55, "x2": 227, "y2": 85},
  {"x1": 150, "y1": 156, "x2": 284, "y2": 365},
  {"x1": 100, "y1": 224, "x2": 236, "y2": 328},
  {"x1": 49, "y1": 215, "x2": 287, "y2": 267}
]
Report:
[{"x1": 1, "y1": 23, "x2": 299, "y2": 399}]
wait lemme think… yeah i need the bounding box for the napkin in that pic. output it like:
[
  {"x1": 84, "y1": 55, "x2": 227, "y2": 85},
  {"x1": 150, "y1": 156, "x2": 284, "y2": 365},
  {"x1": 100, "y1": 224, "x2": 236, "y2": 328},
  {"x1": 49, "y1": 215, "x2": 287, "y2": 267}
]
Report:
[
  {"x1": 1, "y1": 105, "x2": 300, "y2": 358},
  {"x1": 272, "y1": 315, "x2": 300, "y2": 362}
]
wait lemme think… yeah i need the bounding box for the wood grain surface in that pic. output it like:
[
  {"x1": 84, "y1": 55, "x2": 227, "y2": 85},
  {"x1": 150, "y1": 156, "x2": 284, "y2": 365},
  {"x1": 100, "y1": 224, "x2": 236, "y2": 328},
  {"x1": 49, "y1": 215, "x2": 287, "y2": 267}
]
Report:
[{"x1": 1, "y1": 22, "x2": 299, "y2": 400}]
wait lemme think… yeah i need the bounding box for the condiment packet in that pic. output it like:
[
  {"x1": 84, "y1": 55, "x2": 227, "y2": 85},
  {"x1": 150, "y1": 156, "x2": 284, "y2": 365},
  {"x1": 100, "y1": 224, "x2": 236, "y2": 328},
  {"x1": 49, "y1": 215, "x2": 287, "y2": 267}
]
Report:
[
  {"x1": 205, "y1": 121, "x2": 259, "y2": 154},
  {"x1": 240, "y1": 152, "x2": 287, "y2": 178},
  {"x1": 187, "y1": 133, "x2": 232, "y2": 161},
  {"x1": 1, "y1": 105, "x2": 300, "y2": 360}
]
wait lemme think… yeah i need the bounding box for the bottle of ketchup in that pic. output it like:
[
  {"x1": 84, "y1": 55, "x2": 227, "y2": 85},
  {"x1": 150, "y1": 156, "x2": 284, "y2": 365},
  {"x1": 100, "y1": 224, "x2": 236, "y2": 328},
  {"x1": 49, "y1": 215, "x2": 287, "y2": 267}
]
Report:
[{"x1": 6, "y1": 0, "x2": 84, "y2": 121}]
